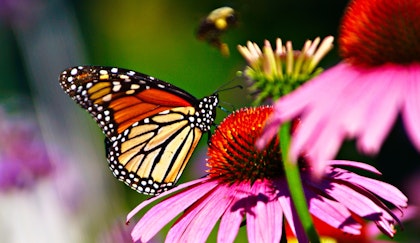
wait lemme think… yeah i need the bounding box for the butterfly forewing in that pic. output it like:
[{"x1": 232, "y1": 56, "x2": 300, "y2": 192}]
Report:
[
  {"x1": 59, "y1": 66, "x2": 218, "y2": 195},
  {"x1": 59, "y1": 66, "x2": 197, "y2": 138}
]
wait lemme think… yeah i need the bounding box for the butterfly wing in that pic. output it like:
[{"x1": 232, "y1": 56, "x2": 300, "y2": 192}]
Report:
[{"x1": 59, "y1": 66, "x2": 218, "y2": 195}]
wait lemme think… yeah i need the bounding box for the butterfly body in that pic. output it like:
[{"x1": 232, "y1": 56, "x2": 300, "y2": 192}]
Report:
[{"x1": 60, "y1": 66, "x2": 218, "y2": 195}]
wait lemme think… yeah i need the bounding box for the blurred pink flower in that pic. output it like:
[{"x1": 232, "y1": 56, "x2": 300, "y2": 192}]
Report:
[
  {"x1": 257, "y1": 0, "x2": 420, "y2": 175},
  {"x1": 127, "y1": 107, "x2": 407, "y2": 243}
]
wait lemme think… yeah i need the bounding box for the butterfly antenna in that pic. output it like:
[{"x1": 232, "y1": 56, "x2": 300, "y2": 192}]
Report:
[
  {"x1": 214, "y1": 83, "x2": 243, "y2": 113},
  {"x1": 214, "y1": 78, "x2": 243, "y2": 114},
  {"x1": 214, "y1": 74, "x2": 243, "y2": 94},
  {"x1": 218, "y1": 101, "x2": 237, "y2": 113}
]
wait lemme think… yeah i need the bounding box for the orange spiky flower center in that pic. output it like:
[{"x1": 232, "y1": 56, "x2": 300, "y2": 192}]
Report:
[
  {"x1": 206, "y1": 106, "x2": 284, "y2": 183},
  {"x1": 339, "y1": 0, "x2": 420, "y2": 67}
]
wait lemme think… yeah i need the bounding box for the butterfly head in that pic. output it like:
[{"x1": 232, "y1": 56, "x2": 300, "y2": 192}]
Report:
[{"x1": 194, "y1": 94, "x2": 219, "y2": 132}]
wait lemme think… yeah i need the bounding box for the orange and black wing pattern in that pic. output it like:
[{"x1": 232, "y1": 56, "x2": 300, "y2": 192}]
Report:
[{"x1": 59, "y1": 66, "x2": 218, "y2": 195}]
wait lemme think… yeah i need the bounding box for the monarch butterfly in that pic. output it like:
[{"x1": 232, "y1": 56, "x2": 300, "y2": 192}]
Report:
[{"x1": 59, "y1": 66, "x2": 218, "y2": 195}]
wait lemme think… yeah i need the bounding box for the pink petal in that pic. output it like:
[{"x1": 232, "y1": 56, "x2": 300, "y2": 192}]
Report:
[
  {"x1": 217, "y1": 185, "x2": 249, "y2": 243},
  {"x1": 338, "y1": 79, "x2": 383, "y2": 137},
  {"x1": 293, "y1": 64, "x2": 400, "y2": 174},
  {"x1": 277, "y1": 188, "x2": 308, "y2": 242},
  {"x1": 256, "y1": 111, "x2": 282, "y2": 149},
  {"x1": 306, "y1": 191, "x2": 361, "y2": 235},
  {"x1": 259, "y1": 62, "x2": 355, "y2": 158},
  {"x1": 402, "y1": 63, "x2": 420, "y2": 151},
  {"x1": 245, "y1": 181, "x2": 283, "y2": 243},
  {"x1": 245, "y1": 182, "x2": 260, "y2": 243},
  {"x1": 334, "y1": 65, "x2": 398, "y2": 139},
  {"x1": 285, "y1": 65, "x2": 359, "y2": 166},
  {"x1": 375, "y1": 218, "x2": 396, "y2": 237},
  {"x1": 300, "y1": 122, "x2": 344, "y2": 176},
  {"x1": 276, "y1": 62, "x2": 356, "y2": 120},
  {"x1": 366, "y1": 206, "x2": 419, "y2": 239},
  {"x1": 332, "y1": 168, "x2": 407, "y2": 208},
  {"x1": 127, "y1": 178, "x2": 208, "y2": 222},
  {"x1": 356, "y1": 68, "x2": 403, "y2": 154},
  {"x1": 326, "y1": 182, "x2": 386, "y2": 217},
  {"x1": 328, "y1": 160, "x2": 382, "y2": 175},
  {"x1": 254, "y1": 182, "x2": 283, "y2": 242},
  {"x1": 130, "y1": 179, "x2": 217, "y2": 242},
  {"x1": 166, "y1": 184, "x2": 232, "y2": 243}
]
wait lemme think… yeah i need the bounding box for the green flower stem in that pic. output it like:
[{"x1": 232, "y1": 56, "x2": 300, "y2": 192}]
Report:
[{"x1": 279, "y1": 122, "x2": 320, "y2": 242}]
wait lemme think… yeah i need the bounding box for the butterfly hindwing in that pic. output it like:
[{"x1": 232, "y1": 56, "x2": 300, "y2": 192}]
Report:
[
  {"x1": 106, "y1": 106, "x2": 205, "y2": 195},
  {"x1": 59, "y1": 66, "x2": 218, "y2": 195}
]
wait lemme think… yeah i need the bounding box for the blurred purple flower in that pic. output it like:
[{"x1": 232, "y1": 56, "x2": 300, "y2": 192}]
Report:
[
  {"x1": 0, "y1": 0, "x2": 44, "y2": 27},
  {"x1": 97, "y1": 218, "x2": 137, "y2": 243},
  {"x1": 0, "y1": 109, "x2": 53, "y2": 191},
  {"x1": 127, "y1": 107, "x2": 407, "y2": 242}
]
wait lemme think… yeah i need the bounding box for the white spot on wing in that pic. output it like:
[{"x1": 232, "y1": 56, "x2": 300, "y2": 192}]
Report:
[
  {"x1": 120, "y1": 74, "x2": 129, "y2": 80},
  {"x1": 131, "y1": 84, "x2": 140, "y2": 90},
  {"x1": 113, "y1": 84, "x2": 121, "y2": 92},
  {"x1": 102, "y1": 94, "x2": 112, "y2": 102}
]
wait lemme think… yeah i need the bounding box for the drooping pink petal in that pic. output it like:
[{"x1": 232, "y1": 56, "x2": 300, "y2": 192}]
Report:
[
  {"x1": 328, "y1": 160, "x2": 382, "y2": 175},
  {"x1": 255, "y1": 110, "x2": 282, "y2": 149},
  {"x1": 337, "y1": 75, "x2": 386, "y2": 137},
  {"x1": 402, "y1": 63, "x2": 420, "y2": 150},
  {"x1": 298, "y1": 122, "x2": 344, "y2": 176},
  {"x1": 333, "y1": 65, "x2": 399, "y2": 139},
  {"x1": 331, "y1": 168, "x2": 408, "y2": 208},
  {"x1": 130, "y1": 179, "x2": 217, "y2": 242},
  {"x1": 326, "y1": 182, "x2": 388, "y2": 218},
  {"x1": 366, "y1": 206, "x2": 419, "y2": 240},
  {"x1": 326, "y1": 176, "x2": 403, "y2": 233},
  {"x1": 276, "y1": 63, "x2": 356, "y2": 121},
  {"x1": 283, "y1": 64, "x2": 360, "y2": 168},
  {"x1": 257, "y1": 62, "x2": 355, "y2": 151},
  {"x1": 305, "y1": 190, "x2": 361, "y2": 235},
  {"x1": 166, "y1": 183, "x2": 233, "y2": 243},
  {"x1": 375, "y1": 217, "x2": 396, "y2": 238},
  {"x1": 356, "y1": 67, "x2": 404, "y2": 154}
]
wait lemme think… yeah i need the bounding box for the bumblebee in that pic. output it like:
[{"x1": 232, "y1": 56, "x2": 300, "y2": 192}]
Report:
[{"x1": 197, "y1": 7, "x2": 237, "y2": 56}]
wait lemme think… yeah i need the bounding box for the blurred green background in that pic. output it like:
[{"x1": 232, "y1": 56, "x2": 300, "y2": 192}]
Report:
[{"x1": 0, "y1": 0, "x2": 418, "y2": 242}]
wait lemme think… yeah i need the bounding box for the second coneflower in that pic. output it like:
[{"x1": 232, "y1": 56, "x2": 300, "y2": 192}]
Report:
[
  {"x1": 237, "y1": 36, "x2": 334, "y2": 105},
  {"x1": 126, "y1": 106, "x2": 407, "y2": 243},
  {"x1": 258, "y1": 0, "x2": 420, "y2": 175}
]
